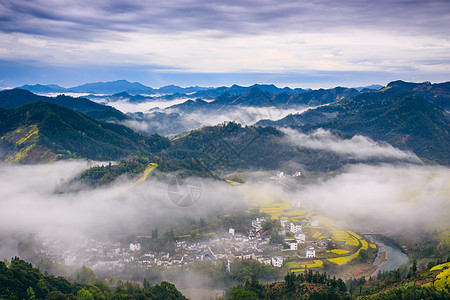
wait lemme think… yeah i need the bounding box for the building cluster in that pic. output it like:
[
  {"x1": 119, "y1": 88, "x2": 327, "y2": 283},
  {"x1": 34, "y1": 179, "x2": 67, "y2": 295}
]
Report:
[
  {"x1": 280, "y1": 219, "x2": 315, "y2": 258},
  {"x1": 31, "y1": 216, "x2": 320, "y2": 272}
]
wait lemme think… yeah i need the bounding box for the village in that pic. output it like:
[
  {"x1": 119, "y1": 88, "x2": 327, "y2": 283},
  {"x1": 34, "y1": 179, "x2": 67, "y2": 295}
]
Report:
[{"x1": 31, "y1": 214, "x2": 331, "y2": 274}]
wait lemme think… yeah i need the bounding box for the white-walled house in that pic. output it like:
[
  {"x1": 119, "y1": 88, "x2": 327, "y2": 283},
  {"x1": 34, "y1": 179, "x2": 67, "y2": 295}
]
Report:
[
  {"x1": 129, "y1": 243, "x2": 141, "y2": 252},
  {"x1": 295, "y1": 233, "x2": 306, "y2": 244},
  {"x1": 272, "y1": 256, "x2": 284, "y2": 267},
  {"x1": 304, "y1": 245, "x2": 315, "y2": 258},
  {"x1": 290, "y1": 222, "x2": 302, "y2": 233},
  {"x1": 289, "y1": 241, "x2": 298, "y2": 250}
]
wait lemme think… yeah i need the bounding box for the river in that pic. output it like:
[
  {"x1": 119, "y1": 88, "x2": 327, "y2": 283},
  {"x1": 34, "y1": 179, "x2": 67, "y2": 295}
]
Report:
[{"x1": 364, "y1": 234, "x2": 409, "y2": 276}]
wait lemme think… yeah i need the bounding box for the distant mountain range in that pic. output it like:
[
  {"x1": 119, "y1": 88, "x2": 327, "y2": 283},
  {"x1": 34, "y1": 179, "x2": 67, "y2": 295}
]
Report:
[
  {"x1": 0, "y1": 89, "x2": 127, "y2": 121},
  {"x1": 15, "y1": 80, "x2": 386, "y2": 97},
  {"x1": 17, "y1": 80, "x2": 211, "y2": 95},
  {"x1": 1, "y1": 80, "x2": 448, "y2": 168},
  {"x1": 257, "y1": 85, "x2": 450, "y2": 165},
  {"x1": 167, "y1": 86, "x2": 359, "y2": 113}
]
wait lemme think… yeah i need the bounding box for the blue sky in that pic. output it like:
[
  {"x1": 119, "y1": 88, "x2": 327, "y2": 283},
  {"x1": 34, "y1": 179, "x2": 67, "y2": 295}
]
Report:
[{"x1": 0, "y1": 0, "x2": 449, "y2": 89}]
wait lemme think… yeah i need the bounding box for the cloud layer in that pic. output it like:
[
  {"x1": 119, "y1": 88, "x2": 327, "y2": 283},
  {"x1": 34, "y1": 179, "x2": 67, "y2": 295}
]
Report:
[
  {"x1": 282, "y1": 128, "x2": 421, "y2": 162},
  {"x1": 0, "y1": 0, "x2": 449, "y2": 87}
]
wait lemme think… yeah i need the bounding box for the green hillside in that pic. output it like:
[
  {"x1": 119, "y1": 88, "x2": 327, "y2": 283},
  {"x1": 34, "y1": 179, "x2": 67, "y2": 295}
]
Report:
[
  {"x1": 315, "y1": 87, "x2": 450, "y2": 165},
  {"x1": 0, "y1": 258, "x2": 187, "y2": 300},
  {"x1": 0, "y1": 89, "x2": 127, "y2": 121},
  {"x1": 0, "y1": 101, "x2": 162, "y2": 162},
  {"x1": 258, "y1": 86, "x2": 450, "y2": 165}
]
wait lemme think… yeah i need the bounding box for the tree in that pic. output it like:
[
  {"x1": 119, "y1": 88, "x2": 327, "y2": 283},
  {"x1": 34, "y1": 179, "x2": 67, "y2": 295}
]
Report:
[
  {"x1": 143, "y1": 278, "x2": 151, "y2": 290},
  {"x1": 26, "y1": 287, "x2": 35, "y2": 300},
  {"x1": 76, "y1": 289, "x2": 93, "y2": 300},
  {"x1": 152, "y1": 228, "x2": 158, "y2": 239},
  {"x1": 73, "y1": 266, "x2": 97, "y2": 284},
  {"x1": 229, "y1": 289, "x2": 257, "y2": 300}
]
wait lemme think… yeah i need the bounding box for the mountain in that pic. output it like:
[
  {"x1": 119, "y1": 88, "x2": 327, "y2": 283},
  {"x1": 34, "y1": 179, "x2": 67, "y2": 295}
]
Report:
[
  {"x1": 0, "y1": 101, "x2": 164, "y2": 163},
  {"x1": 387, "y1": 80, "x2": 450, "y2": 110},
  {"x1": 354, "y1": 84, "x2": 384, "y2": 91},
  {"x1": 190, "y1": 84, "x2": 308, "y2": 99},
  {"x1": 18, "y1": 84, "x2": 66, "y2": 93},
  {"x1": 156, "y1": 84, "x2": 210, "y2": 94},
  {"x1": 158, "y1": 122, "x2": 416, "y2": 173},
  {"x1": 67, "y1": 79, "x2": 156, "y2": 94},
  {"x1": 17, "y1": 81, "x2": 212, "y2": 95},
  {"x1": 167, "y1": 86, "x2": 358, "y2": 113},
  {"x1": 258, "y1": 86, "x2": 450, "y2": 165},
  {"x1": 0, "y1": 89, "x2": 127, "y2": 121}
]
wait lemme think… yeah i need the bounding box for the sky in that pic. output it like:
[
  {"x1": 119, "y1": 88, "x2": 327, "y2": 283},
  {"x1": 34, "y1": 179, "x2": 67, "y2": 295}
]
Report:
[{"x1": 0, "y1": 0, "x2": 449, "y2": 89}]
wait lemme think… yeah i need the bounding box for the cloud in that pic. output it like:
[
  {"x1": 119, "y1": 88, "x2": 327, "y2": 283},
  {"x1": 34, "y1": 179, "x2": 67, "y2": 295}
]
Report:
[
  {"x1": 0, "y1": 160, "x2": 244, "y2": 260},
  {"x1": 0, "y1": 0, "x2": 449, "y2": 81},
  {"x1": 281, "y1": 128, "x2": 421, "y2": 162},
  {"x1": 117, "y1": 102, "x2": 315, "y2": 135},
  {"x1": 1, "y1": 1, "x2": 449, "y2": 38},
  {"x1": 295, "y1": 164, "x2": 450, "y2": 232}
]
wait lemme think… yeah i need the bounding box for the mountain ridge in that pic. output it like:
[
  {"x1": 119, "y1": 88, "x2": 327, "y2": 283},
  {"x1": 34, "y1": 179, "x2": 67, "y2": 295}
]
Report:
[{"x1": 0, "y1": 89, "x2": 127, "y2": 121}]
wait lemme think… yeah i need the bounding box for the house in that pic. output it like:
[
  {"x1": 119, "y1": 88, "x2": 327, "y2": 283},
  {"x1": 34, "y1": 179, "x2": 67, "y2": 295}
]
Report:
[
  {"x1": 295, "y1": 233, "x2": 306, "y2": 244},
  {"x1": 289, "y1": 241, "x2": 298, "y2": 251},
  {"x1": 229, "y1": 228, "x2": 235, "y2": 236},
  {"x1": 129, "y1": 243, "x2": 141, "y2": 252},
  {"x1": 290, "y1": 222, "x2": 302, "y2": 233},
  {"x1": 304, "y1": 245, "x2": 315, "y2": 258},
  {"x1": 280, "y1": 219, "x2": 288, "y2": 228},
  {"x1": 257, "y1": 257, "x2": 272, "y2": 265},
  {"x1": 272, "y1": 256, "x2": 284, "y2": 267}
]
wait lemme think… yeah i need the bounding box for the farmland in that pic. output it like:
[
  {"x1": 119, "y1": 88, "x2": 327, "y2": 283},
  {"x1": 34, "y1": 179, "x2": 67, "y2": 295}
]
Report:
[{"x1": 246, "y1": 191, "x2": 377, "y2": 274}]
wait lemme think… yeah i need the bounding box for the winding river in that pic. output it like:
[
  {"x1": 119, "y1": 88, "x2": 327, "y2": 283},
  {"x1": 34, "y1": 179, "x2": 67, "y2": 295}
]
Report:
[{"x1": 364, "y1": 234, "x2": 409, "y2": 276}]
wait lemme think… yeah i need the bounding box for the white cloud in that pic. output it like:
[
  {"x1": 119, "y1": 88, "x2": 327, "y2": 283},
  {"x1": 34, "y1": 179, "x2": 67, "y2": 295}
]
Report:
[{"x1": 282, "y1": 128, "x2": 421, "y2": 162}]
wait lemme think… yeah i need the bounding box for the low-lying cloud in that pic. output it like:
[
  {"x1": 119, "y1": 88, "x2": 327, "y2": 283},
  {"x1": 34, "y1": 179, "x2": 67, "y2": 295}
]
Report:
[
  {"x1": 121, "y1": 104, "x2": 313, "y2": 135},
  {"x1": 0, "y1": 160, "x2": 243, "y2": 261},
  {"x1": 294, "y1": 164, "x2": 450, "y2": 233},
  {"x1": 282, "y1": 128, "x2": 421, "y2": 162}
]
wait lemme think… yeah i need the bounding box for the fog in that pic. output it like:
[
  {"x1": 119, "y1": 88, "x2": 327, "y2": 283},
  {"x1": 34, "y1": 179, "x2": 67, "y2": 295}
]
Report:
[
  {"x1": 300, "y1": 164, "x2": 448, "y2": 231},
  {"x1": 1, "y1": 160, "x2": 446, "y2": 254},
  {"x1": 121, "y1": 104, "x2": 313, "y2": 135},
  {"x1": 282, "y1": 128, "x2": 421, "y2": 162},
  {"x1": 0, "y1": 157, "x2": 448, "y2": 292},
  {"x1": 92, "y1": 97, "x2": 195, "y2": 113},
  {"x1": 0, "y1": 161, "x2": 244, "y2": 240}
]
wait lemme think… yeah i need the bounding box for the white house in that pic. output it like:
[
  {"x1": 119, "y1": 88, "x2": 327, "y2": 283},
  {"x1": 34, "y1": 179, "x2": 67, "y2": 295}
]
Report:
[
  {"x1": 295, "y1": 233, "x2": 306, "y2": 244},
  {"x1": 304, "y1": 245, "x2": 315, "y2": 258},
  {"x1": 280, "y1": 219, "x2": 288, "y2": 228},
  {"x1": 129, "y1": 243, "x2": 141, "y2": 252},
  {"x1": 272, "y1": 256, "x2": 284, "y2": 268},
  {"x1": 290, "y1": 222, "x2": 302, "y2": 233},
  {"x1": 229, "y1": 228, "x2": 235, "y2": 236},
  {"x1": 289, "y1": 241, "x2": 298, "y2": 251}
]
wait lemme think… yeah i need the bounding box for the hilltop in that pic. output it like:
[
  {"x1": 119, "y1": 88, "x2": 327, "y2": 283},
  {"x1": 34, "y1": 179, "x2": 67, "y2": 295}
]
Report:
[
  {"x1": 0, "y1": 89, "x2": 127, "y2": 121},
  {"x1": 257, "y1": 85, "x2": 450, "y2": 165},
  {"x1": 0, "y1": 101, "x2": 160, "y2": 162}
]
